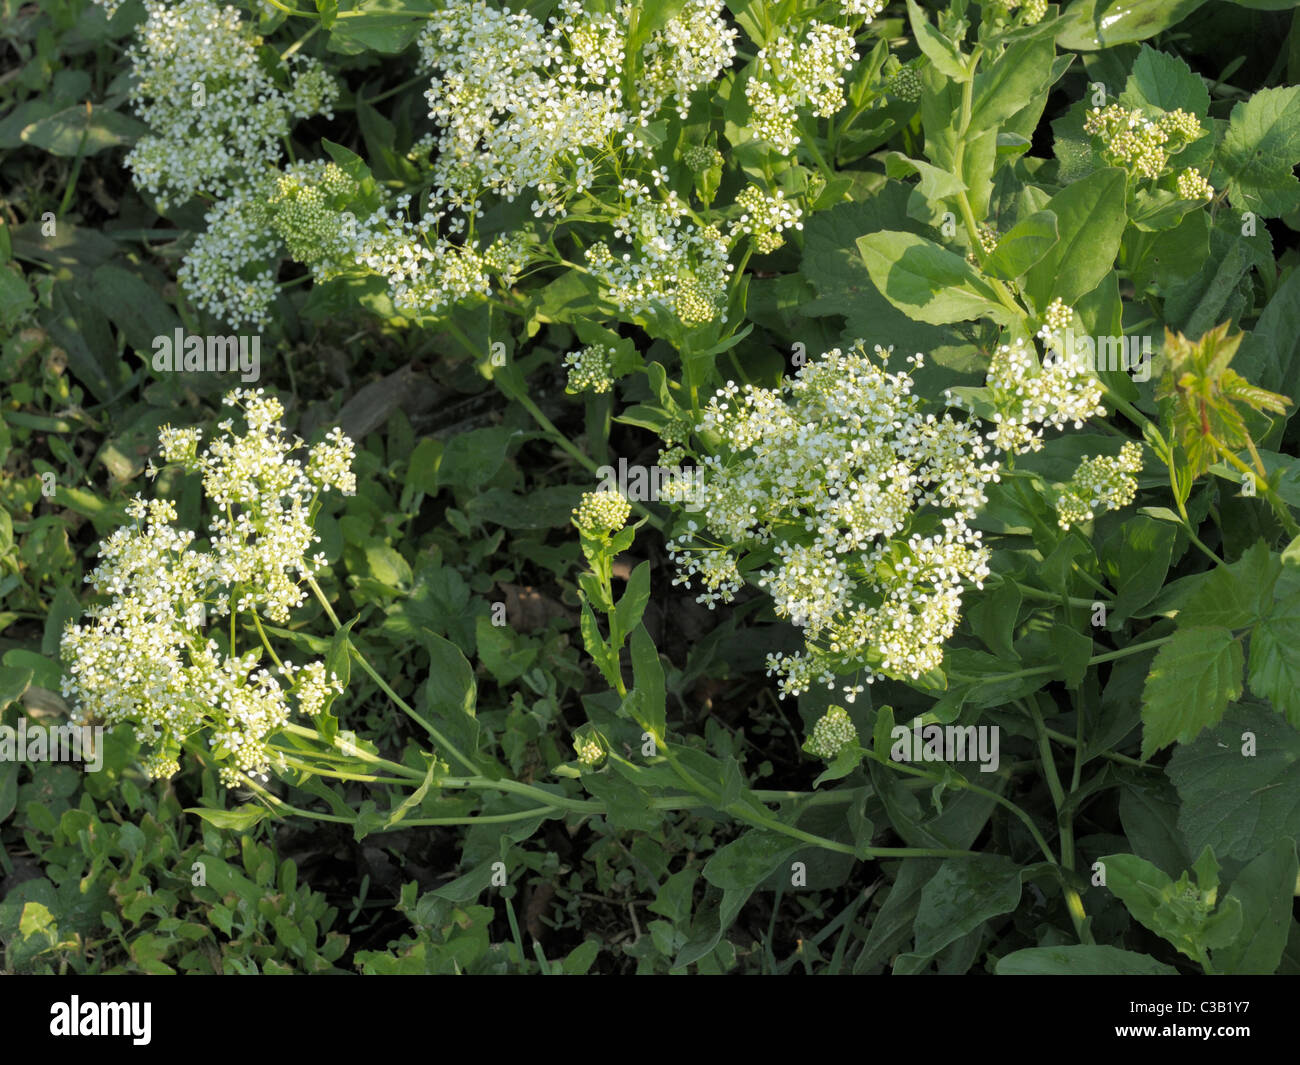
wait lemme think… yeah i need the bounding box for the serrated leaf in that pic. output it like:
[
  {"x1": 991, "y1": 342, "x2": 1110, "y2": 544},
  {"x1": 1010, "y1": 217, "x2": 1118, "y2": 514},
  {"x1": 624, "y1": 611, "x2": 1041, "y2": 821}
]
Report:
[
  {"x1": 1141, "y1": 626, "x2": 1244, "y2": 758},
  {"x1": 1219, "y1": 85, "x2": 1300, "y2": 218},
  {"x1": 1166, "y1": 703, "x2": 1300, "y2": 863}
]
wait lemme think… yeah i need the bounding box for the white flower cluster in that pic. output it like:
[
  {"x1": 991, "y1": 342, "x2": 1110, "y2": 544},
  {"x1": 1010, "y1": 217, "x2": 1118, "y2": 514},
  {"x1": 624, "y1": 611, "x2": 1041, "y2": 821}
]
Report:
[
  {"x1": 733, "y1": 186, "x2": 804, "y2": 255},
  {"x1": 584, "y1": 182, "x2": 734, "y2": 326},
  {"x1": 417, "y1": 0, "x2": 735, "y2": 215},
  {"x1": 60, "y1": 390, "x2": 355, "y2": 786},
  {"x1": 840, "y1": 0, "x2": 886, "y2": 19},
  {"x1": 948, "y1": 337, "x2": 1106, "y2": 454},
  {"x1": 669, "y1": 340, "x2": 1108, "y2": 698},
  {"x1": 745, "y1": 21, "x2": 860, "y2": 152},
  {"x1": 124, "y1": 0, "x2": 338, "y2": 211},
  {"x1": 669, "y1": 345, "x2": 1001, "y2": 697},
  {"x1": 1056, "y1": 442, "x2": 1144, "y2": 529}
]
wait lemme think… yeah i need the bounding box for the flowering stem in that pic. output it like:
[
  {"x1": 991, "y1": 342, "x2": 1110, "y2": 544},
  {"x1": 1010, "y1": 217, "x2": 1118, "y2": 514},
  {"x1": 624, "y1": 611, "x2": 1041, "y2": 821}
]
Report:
[
  {"x1": 859, "y1": 746, "x2": 1057, "y2": 864},
  {"x1": 249, "y1": 610, "x2": 286, "y2": 673},
  {"x1": 946, "y1": 634, "x2": 1174, "y2": 686},
  {"x1": 1025, "y1": 694, "x2": 1094, "y2": 945},
  {"x1": 1043, "y1": 727, "x2": 1149, "y2": 769}
]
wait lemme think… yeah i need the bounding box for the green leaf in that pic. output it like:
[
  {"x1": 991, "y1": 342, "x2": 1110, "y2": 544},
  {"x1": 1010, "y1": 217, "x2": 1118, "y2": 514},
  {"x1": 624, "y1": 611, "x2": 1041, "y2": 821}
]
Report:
[
  {"x1": 982, "y1": 210, "x2": 1059, "y2": 281},
  {"x1": 611, "y1": 561, "x2": 651, "y2": 646},
  {"x1": 1056, "y1": 0, "x2": 1210, "y2": 51},
  {"x1": 701, "y1": 829, "x2": 801, "y2": 892},
  {"x1": 1219, "y1": 85, "x2": 1300, "y2": 218},
  {"x1": 1022, "y1": 168, "x2": 1129, "y2": 310},
  {"x1": 1102, "y1": 514, "x2": 1177, "y2": 626},
  {"x1": 1121, "y1": 45, "x2": 1211, "y2": 117},
  {"x1": 968, "y1": 36, "x2": 1057, "y2": 137},
  {"x1": 913, "y1": 854, "x2": 1023, "y2": 957},
  {"x1": 1166, "y1": 703, "x2": 1300, "y2": 863},
  {"x1": 996, "y1": 944, "x2": 1178, "y2": 974},
  {"x1": 20, "y1": 105, "x2": 146, "y2": 156},
  {"x1": 1213, "y1": 837, "x2": 1299, "y2": 974},
  {"x1": 1101, "y1": 849, "x2": 1242, "y2": 965},
  {"x1": 185, "y1": 804, "x2": 272, "y2": 831},
  {"x1": 629, "y1": 625, "x2": 666, "y2": 742},
  {"x1": 856, "y1": 231, "x2": 1010, "y2": 326},
  {"x1": 422, "y1": 630, "x2": 481, "y2": 759},
  {"x1": 905, "y1": 0, "x2": 968, "y2": 82},
  {"x1": 1247, "y1": 575, "x2": 1300, "y2": 726},
  {"x1": 1140, "y1": 626, "x2": 1245, "y2": 758},
  {"x1": 326, "y1": 0, "x2": 433, "y2": 54}
]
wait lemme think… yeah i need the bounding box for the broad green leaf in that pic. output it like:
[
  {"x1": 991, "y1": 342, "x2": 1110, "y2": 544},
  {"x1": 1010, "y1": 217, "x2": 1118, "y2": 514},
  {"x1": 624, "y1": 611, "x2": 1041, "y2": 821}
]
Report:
[
  {"x1": 856, "y1": 231, "x2": 1010, "y2": 326},
  {"x1": 1213, "y1": 837, "x2": 1299, "y2": 974},
  {"x1": 968, "y1": 36, "x2": 1057, "y2": 136},
  {"x1": 1102, "y1": 514, "x2": 1176, "y2": 626},
  {"x1": 1056, "y1": 0, "x2": 1210, "y2": 51},
  {"x1": 1101, "y1": 849, "x2": 1243, "y2": 964},
  {"x1": 20, "y1": 105, "x2": 146, "y2": 156},
  {"x1": 913, "y1": 854, "x2": 1023, "y2": 957},
  {"x1": 1022, "y1": 168, "x2": 1128, "y2": 310},
  {"x1": 853, "y1": 859, "x2": 940, "y2": 973},
  {"x1": 422, "y1": 629, "x2": 481, "y2": 759},
  {"x1": 1218, "y1": 85, "x2": 1300, "y2": 218},
  {"x1": 611, "y1": 561, "x2": 651, "y2": 645},
  {"x1": 1140, "y1": 626, "x2": 1244, "y2": 758},
  {"x1": 996, "y1": 944, "x2": 1178, "y2": 974},
  {"x1": 1235, "y1": 245, "x2": 1300, "y2": 411},
  {"x1": 1166, "y1": 703, "x2": 1300, "y2": 863},
  {"x1": 583, "y1": 770, "x2": 662, "y2": 832},
  {"x1": 1176, "y1": 539, "x2": 1279, "y2": 629},
  {"x1": 982, "y1": 210, "x2": 1058, "y2": 281},
  {"x1": 326, "y1": 0, "x2": 433, "y2": 54},
  {"x1": 702, "y1": 829, "x2": 801, "y2": 892}
]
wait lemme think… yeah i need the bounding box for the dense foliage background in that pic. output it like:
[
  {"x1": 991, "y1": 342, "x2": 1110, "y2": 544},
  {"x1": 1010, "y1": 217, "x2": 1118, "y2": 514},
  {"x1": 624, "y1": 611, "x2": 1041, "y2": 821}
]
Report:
[{"x1": 2, "y1": 0, "x2": 1299, "y2": 975}]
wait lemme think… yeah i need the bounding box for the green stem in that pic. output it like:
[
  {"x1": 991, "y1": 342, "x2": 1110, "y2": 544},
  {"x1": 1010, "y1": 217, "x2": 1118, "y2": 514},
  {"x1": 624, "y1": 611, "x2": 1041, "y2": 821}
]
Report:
[{"x1": 1026, "y1": 695, "x2": 1093, "y2": 944}]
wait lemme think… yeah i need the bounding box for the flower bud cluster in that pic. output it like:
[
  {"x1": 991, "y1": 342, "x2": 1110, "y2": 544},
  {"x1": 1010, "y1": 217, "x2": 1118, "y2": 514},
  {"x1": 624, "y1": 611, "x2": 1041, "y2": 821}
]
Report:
[
  {"x1": 1083, "y1": 104, "x2": 1206, "y2": 182},
  {"x1": 804, "y1": 706, "x2": 858, "y2": 759},
  {"x1": 564, "y1": 344, "x2": 617, "y2": 394},
  {"x1": 1056, "y1": 442, "x2": 1144, "y2": 529}
]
